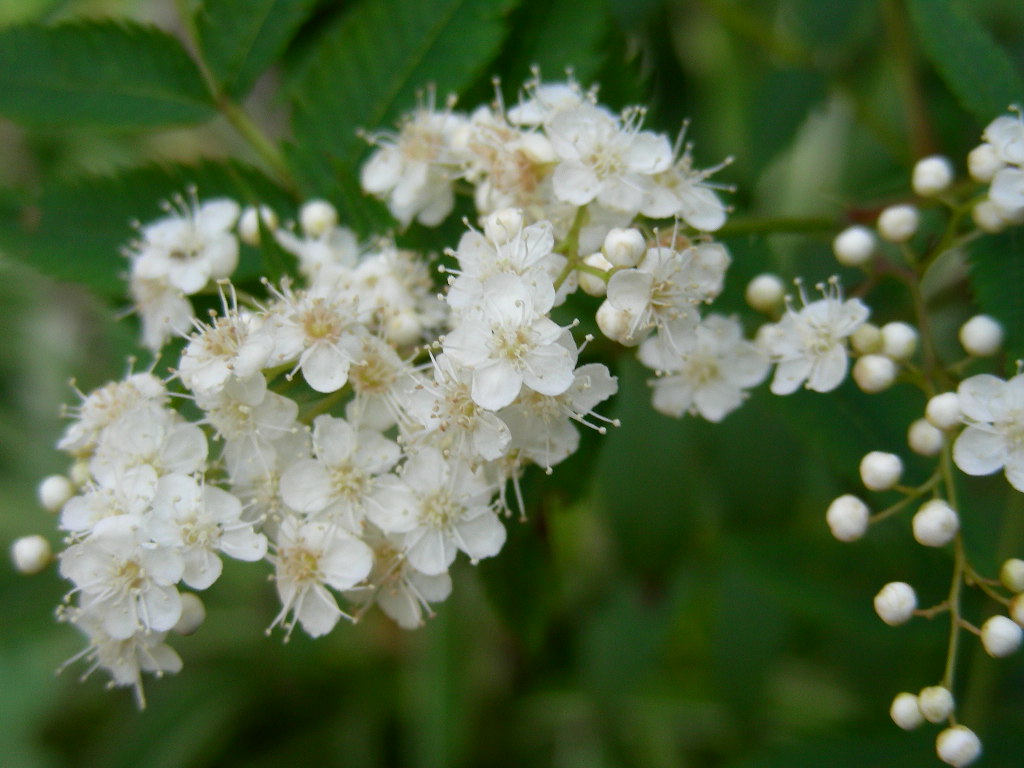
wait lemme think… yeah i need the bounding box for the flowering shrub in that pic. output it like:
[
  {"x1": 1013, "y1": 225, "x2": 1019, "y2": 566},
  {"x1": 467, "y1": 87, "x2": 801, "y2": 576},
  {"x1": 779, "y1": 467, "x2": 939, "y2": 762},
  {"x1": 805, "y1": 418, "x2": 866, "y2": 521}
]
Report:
[{"x1": 2, "y1": 0, "x2": 1023, "y2": 765}]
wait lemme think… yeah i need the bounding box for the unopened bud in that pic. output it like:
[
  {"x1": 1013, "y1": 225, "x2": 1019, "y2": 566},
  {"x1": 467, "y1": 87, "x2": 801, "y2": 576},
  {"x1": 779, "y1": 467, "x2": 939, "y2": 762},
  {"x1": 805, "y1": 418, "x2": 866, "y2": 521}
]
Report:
[
  {"x1": 299, "y1": 199, "x2": 338, "y2": 238},
  {"x1": 853, "y1": 354, "x2": 897, "y2": 393},
  {"x1": 959, "y1": 315, "x2": 1003, "y2": 357},
  {"x1": 936, "y1": 725, "x2": 982, "y2": 767},
  {"x1": 833, "y1": 225, "x2": 876, "y2": 267},
  {"x1": 908, "y1": 418, "x2": 944, "y2": 456},
  {"x1": 913, "y1": 499, "x2": 959, "y2": 547},
  {"x1": 602, "y1": 228, "x2": 647, "y2": 268},
  {"x1": 890, "y1": 692, "x2": 924, "y2": 730},
  {"x1": 918, "y1": 685, "x2": 954, "y2": 723},
  {"x1": 860, "y1": 451, "x2": 903, "y2": 491},
  {"x1": 981, "y1": 615, "x2": 1022, "y2": 657},
  {"x1": 912, "y1": 155, "x2": 954, "y2": 197},
  {"x1": 874, "y1": 581, "x2": 917, "y2": 626},
  {"x1": 878, "y1": 204, "x2": 919, "y2": 243},
  {"x1": 826, "y1": 494, "x2": 870, "y2": 542},
  {"x1": 880, "y1": 322, "x2": 918, "y2": 361},
  {"x1": 1000, "y1": 558, "x2": 1024, "y2": 593},
  {"x1": 967, "y1": 143, "x2": 1004, "y2": 183},
  {"x1": 579, "y1": 253, "x2": 613, "y2": 297},
  {"x1": 926, "y1": 392, "x2": 961, "y2": 430},
  {"x1": 11, "y1": 535, "x2": 51, "y2": 574},
  {"x1": 38, "y1": 474, "x2": 74, "y2": 512},
  {"x1": 745, "y1": 273, "x2": 785, "y2": 313}
]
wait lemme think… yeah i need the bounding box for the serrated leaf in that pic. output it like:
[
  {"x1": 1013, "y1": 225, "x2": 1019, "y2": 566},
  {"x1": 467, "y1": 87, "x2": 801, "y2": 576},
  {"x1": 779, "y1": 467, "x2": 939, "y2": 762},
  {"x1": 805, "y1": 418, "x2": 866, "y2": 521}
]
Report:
[
  {"x1": 908, "y1": 0, "x2": 1024, "y2": 123},
  {"x1": 195, "y1": 0, "x2": 318, "y2": 98},
  {"x1": 286, "y1": 0, "x2": 520, "y2": 197},
  {"x1": 0, "y1": 21, "x2": 215, "y2": 128},
  {"x1": 967, "y1": 230, "x2": 1024, "y2": 367},
  {"x1": 0, "y1": 163, "x2": 290, "y2": 296}
]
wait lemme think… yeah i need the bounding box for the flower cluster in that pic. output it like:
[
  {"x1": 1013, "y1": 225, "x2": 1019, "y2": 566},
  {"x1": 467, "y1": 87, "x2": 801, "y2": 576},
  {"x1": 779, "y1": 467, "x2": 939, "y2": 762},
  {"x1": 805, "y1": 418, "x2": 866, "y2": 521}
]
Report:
[{"x1": 809, "y1": 120, "x2": 1024, "y2": 767}]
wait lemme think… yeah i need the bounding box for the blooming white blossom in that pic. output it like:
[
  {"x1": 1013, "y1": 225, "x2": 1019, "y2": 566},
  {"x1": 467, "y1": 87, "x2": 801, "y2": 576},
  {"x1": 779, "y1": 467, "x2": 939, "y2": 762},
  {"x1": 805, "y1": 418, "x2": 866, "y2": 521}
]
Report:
[
  {"x1": 369, "y1": 448, "x2": 505, "y2": 575},
  {"x1": 361, "y1": 97, "x2": 468, "y2": 227},
  {"x1": 147, "y1": 473, "x2": 266, "y2": 590},
  {"x1": 278, "y1": 415, "x2": 401, "y2": 533},
  {"x1": 761, "y1": 279, "x2": 869, "y2": 395},
  {"x1": 269, "y1": 516, "x2": 373, "y2": 638},
  {"x1": 60, "y1": 515, "x2": 183, "y2": 640},
  {"x1": 58, "y1": 372, "x2": 167, "y2": 455},
  {"x1": 129, "y1": 196, "x2": 240, "y2": 295},
  {"x1": 547, "y1": 104, "x2": 672, "y2": 215},
  {"x1": 442, "y1": 273, "x2": 576, "y2": 410},
  {"x1": 638, "y1": 315, "x2": 768, "y2": 422},
  {"x1": 953, "y1": 373, "x2": 1024, "y2": 491}
]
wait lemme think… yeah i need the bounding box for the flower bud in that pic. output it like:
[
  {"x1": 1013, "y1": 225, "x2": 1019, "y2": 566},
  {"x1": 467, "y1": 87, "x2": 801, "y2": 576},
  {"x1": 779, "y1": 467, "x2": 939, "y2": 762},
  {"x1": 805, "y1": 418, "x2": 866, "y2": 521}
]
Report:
[
  {"x1": 860, "y1": 451, "x2": 903, "y2": 491},
  {"x1": 981, "y1": 615, "x2": 1022, "y2": 657},
  {"x1": 967, "y1": 143, "x2": 1004, "y2": 183},
  {"x1": 579, "y1": 253, "x2": 612, "y2": 297},
  {"x1": 832, "y1": 225, "x2": 876, "y2": 267},
  {"x1": 745, "y1": 273, "x2": 785, "y2": 314},
  {"x1": 853, "y1": 354, "x2": 897, "y2": 393},
  {"x1": 385, "y1": 309, "x2": 423, "y2": 346},
  {"x1": 918, "y1": 685, "x2": 955, "y2": 723},
  {"x1": 925, "y1": 392, "x2": 961, "y2": 431},
  {"x1": 908, "y1": 418, "x2": 944, "y2": 456},
  {"x1": 958, "y1": 315, "x2": 1003, "y2": 357},
  {"x1": 875, "y1": 581, "x2": 917, "y2": 625},
  {"x1": 826, "y1": 494, "x2": 870, "y2": 542},
  {"x1": 913, "y1": 499, "x2": 959, "y2": 547},
  {"x1": 596, "y1": 301, "x2": 641, "y2": 346},
  {"x1": 602, "y1": 228, "x2": 646, "y2": 268},
  {"x1": 299, "y1": 199, "x2": 338, "y2": 238},
  {"x1": 483, "y1": 208, "x2": 525, "y2": 243},
  {"x1": 1010, "y1": 595, "x2": 1024, "y2": 627},
  {"x1": 11, "y1": 535, "x2": 51, "y2": 574},
  {"x1": 936, "y1": 725, "x2": 982, "y2": 767},
  {"x1": 880, "y1": 321, "x2": 918, "y2": 361},
  {"x1": 878, "y1": 204, "x2": 919, "y2": 243},
  {"x1": 912, "y1": 155, "x2": 954, "y2": 197},
  {"x1": 890, "y1": 692, "x2": 924, "y2": 730},
  {"x1": 238, "y1": 205, "x2": 279, "y2": 246},
  {"x1": 37, "y1": 474, "x2": 74, "y2": 512},
  {"x1": 1000, "y1": 558, "x2": 1024, "y2": 593},
  {"x1": 70, "y1": 460, "x2": 91, "y2": 487},
  {"x1": 173, "y1": 592, "x2": 207, "y2": 635},
  {"x1": 850, "y1": 323, "x2": 882, "y2": 355},
  {"x1": 972, "y1": 199, "x2": 1008, "y2": 233}
]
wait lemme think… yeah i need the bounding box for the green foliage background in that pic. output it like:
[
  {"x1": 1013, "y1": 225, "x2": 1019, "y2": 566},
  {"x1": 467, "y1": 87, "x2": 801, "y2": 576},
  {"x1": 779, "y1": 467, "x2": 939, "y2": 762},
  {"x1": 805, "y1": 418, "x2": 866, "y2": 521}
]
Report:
[{"x1": 1, "y1": 0, "x2": 1023, "y2": 766}]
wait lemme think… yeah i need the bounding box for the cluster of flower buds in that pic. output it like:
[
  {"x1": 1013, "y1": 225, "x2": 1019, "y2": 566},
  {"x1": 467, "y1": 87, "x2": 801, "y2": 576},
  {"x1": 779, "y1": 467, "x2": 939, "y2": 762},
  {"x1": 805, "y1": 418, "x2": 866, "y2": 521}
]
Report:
[{"x1": 815, "y1": 112, "x2": 1024, "y2": 767}]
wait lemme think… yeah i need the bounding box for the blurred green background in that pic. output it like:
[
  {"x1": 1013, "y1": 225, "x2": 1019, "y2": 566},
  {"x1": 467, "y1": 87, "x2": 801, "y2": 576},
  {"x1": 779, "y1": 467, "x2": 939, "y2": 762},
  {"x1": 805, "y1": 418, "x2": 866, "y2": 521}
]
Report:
[{"x1": 2, "y1": 0, "x2": 1024, "y2": 766}]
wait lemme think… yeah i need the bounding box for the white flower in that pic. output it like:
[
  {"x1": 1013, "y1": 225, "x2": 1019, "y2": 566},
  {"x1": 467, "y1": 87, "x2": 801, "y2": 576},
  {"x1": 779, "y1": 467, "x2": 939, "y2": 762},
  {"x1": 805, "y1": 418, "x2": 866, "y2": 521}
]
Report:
[
  {"x1": 643, "y1": 131, "x2": 730, "y2": 230},
  {"x1": 983, "y1": 110, "x2": 1024, "y2": 165},
  {"x1": 60, "y1": 515, "x2": 183, "y2": 640},
  {"x1": 953, "y1": 373, "x2": 1024, "y2": 491},
  {"x1": 361, "y1": 98, "x2": 468, "y2": 227},
  {"x1": 637, "y1": 315, "x2": 768, "y2": 422},
  {"x1": 130, "y1": 196, "x2": 240, "y2": 295},
  {"x1": 548, "y1": 104, "x2": 672, "y2": 215},
  {"x1": 445, "y1": 213, "x2": 558, "y2": 313},
  {"x1": 60, "y1": 465, "x2": 157, "y2": 534},
  {"x1": 442, "y1": 273, "x2": 576, "y2": 410},
  {"x1": 178, "y1": 288, "x2": 274, "y2": 396},
  {"x1": 278, "y1": 415, "x2": 401, "y2": 532},
  {"x1": 348, "y1": 524, "x2": 452, "y2": 629},
  {"x1": 128, "y1": 275, "x2": 194, "y2": 352},
  {"x1": 761, "y1": 279, "x2": 869, "y2": 395},
  {"x1": 268, "y1": 516, "x2": 373, "y2": 638},
  {"x1": 88, "y1": 407, "x2": 207, "y2": 487},
  {"x1": 264, "y1": 281, "x2": 368, "y2": 393},
  {"x1": 58, "y1": 372, "x2": 167, "y2": 454},
  {"x1": 404, "y1": 353, "x2": 512, "y2": 462},
  {"x1": 63, "y1": 610, "x2": 182, "y2": 709},
  {"x1": 274, "y1": 222, "x2": 360, "y2": 282},
  {"x1": 499, "y1": 362, "x2": 619, "y2": 471},
  {"x1": 368, "y1": 448, "x2": 505, "y2": 575},
  {"x1": 195, "y1": 374, "x2": 300, "y2": 479},
  {"x1": 147, "y1": 473, "x2": 266, "y2": 590}
]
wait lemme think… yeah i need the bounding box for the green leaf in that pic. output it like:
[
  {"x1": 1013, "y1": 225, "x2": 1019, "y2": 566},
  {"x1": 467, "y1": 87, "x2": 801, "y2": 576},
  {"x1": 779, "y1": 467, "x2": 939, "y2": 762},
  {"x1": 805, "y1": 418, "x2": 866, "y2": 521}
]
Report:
[
  {"x1": 908, "y1": 0, "x2": 1024, "y2": 123},
  {"x1": 0, "y1": 21, "x2": 215, "y2": 128},
  {"x1": 494, "y1": 0, "x2": 610, "y2": 87},
  {"x1": 286, "y1": 0, "x2": 520, "y2": 196},
  {"x1": 0, "y1": 162, "x2": 291, "y2": 296},
  {"x1": 967, "y1": 230, "x2": 1024, "y2": 367},
  {"x1": 195, "y1": 0, "x2": 318, "y2": 98}
]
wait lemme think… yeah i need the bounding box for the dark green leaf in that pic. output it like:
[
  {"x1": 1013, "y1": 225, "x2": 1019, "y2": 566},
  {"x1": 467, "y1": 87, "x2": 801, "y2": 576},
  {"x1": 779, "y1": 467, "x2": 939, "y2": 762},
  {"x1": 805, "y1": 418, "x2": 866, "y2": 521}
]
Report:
[
  {"x1": 494, "y1": 0, "x2": 610, "y2": 88},
  {"x1": 0, "y1": 21, "x2": 215, "y2": 128},
  {"x1": 908, "y1": 0, "x2": 1024, "y2": 123},
  {"x1": 0, "y1": 162, "x2": 291, "y2": 296},
  {"x1": 286, "y1": 0, "x2": 520, "y2": 196},
  {"x1": 195, "y1": 0, "x2": 318, "y2": 98},
  {"x1": 967, "y1": 229, "x2": 1024, "y2": 367}
]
